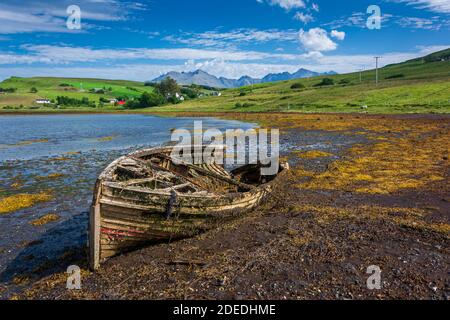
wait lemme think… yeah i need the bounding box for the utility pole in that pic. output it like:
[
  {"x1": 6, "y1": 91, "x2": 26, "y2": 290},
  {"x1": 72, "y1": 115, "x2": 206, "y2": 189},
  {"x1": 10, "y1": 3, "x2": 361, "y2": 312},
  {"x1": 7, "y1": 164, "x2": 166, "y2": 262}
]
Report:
[
  {"x1": 374, "y1": 57, "x2": 381, "y2": 86},
  {"x1": 359, "y1": 68, "x2": 364, "y2": 83}
]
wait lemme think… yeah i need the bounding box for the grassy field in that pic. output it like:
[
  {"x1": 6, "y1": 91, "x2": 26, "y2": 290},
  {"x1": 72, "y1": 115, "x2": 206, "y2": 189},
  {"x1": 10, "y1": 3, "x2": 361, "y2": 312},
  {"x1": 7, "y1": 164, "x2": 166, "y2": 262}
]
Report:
[
  {"x1": 149, "y1": 49, "x2": 450, "y2": 114},
  {"x1": 1, "y1": 48, "x2": 449, "y2": 114},
  {"x1": 0, "y1": 77, "x2": 155, "y2": 110}
]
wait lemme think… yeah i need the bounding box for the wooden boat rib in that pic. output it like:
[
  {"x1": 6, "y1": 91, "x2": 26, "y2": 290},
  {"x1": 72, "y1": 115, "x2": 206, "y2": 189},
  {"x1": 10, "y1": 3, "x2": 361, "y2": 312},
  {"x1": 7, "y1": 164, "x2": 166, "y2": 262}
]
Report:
[{"x1": 89, "y1": 146, "x2": 289, "y2": 270}]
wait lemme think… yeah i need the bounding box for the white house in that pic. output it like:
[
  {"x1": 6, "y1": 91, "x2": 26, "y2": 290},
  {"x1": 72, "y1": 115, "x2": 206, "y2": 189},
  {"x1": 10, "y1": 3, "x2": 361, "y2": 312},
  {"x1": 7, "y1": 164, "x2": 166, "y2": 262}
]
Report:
[
  {"x1": 35, "y1": 99, "x2": 51, "y2": 104},
  {"x1": 175, "y1": 92, "x2": 185, "y2": 101}
]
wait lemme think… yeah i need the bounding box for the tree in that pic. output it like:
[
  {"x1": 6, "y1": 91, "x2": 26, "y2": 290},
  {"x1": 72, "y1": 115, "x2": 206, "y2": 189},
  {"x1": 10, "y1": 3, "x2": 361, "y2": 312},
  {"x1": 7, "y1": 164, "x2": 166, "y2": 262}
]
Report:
[
  {"x1": 139, "y1": 92, "x2": 165, "y2": 107},
  {"x1": 155, "y1": 77, "x2": 180, "y2": 98},
  {"x1": 125, "y1": 92, "x2": 165, "y2": 109},
  {"x1": 314, "y1": 78, "x2": 335, "y2": 87},
  {"x1": 30, "y1": 87, "x2": 38, "y2": 93}
]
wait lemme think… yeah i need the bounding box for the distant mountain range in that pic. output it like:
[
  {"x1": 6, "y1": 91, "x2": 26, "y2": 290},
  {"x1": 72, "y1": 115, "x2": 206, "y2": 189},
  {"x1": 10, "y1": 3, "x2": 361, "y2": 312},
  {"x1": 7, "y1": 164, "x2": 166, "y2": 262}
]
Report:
[{"x1": 152, "y1": 68, "x2": 337, "y2": 88}]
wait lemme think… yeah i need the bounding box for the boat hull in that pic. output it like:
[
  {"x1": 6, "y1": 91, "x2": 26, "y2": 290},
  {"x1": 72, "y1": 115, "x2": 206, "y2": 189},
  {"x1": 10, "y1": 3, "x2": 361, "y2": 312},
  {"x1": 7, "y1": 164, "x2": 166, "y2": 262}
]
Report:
[{"x1": 89, "y1": 147, "x2": 287, "y2": 270}]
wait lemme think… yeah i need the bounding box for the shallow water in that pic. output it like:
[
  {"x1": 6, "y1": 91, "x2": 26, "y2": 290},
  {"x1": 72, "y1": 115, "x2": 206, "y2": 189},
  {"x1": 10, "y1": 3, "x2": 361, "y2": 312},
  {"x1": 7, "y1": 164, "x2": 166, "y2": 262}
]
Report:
[
  {"x1": 0, "y1": 114, "x2": 368, "y2": 298},
  {"x1": 0, "y1": 114, "x2": 257, "y2": 296}
]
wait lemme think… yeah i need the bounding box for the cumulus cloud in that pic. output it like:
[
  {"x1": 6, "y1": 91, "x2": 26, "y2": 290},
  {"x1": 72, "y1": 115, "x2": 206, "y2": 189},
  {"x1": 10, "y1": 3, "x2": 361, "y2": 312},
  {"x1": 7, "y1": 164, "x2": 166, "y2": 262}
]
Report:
[
  {"x1": 298, "y1": 28, "x2": 338, "y2": 52},
  {"x1": 331, "y1": 30, "x2": 346, "y2": 40}
]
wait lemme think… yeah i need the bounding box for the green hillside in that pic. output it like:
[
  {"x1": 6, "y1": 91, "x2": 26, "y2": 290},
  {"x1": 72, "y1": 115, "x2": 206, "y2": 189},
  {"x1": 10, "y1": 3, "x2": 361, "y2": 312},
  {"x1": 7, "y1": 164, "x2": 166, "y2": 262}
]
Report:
[
  {"x1": 1, "y1": 48, "x2": 449, "y2": 114},
  {"x1": 149, "y1": 48, "x2": 450, "y2": 114},
  {"x1": 0, "y1": 77, "x2": 155, "y2": 110}
]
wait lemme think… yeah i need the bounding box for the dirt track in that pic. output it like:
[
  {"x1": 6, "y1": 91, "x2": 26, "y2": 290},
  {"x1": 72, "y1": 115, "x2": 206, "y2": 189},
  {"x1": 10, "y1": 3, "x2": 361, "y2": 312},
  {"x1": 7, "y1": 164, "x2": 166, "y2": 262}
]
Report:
[{"x1": 19, "y1": 113, "x2": 450, "y2": 300}]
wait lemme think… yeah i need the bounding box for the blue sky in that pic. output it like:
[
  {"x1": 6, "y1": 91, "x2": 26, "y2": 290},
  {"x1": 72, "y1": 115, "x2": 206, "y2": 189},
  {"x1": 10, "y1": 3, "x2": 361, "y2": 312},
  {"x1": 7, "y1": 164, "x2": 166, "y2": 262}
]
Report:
[{"x1": 0, "y1": 0, "x2": 449, "y2": 81}]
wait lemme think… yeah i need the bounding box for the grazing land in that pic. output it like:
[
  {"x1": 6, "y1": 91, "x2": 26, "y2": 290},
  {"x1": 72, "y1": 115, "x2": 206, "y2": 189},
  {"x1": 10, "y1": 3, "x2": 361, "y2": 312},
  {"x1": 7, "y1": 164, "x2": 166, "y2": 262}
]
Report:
[
  {"x1": 1, "y1": 49, "x2": 449, "y2": 114},
  {"x1": 150, "y1": 52, "x2": 450, "y2": 114}
]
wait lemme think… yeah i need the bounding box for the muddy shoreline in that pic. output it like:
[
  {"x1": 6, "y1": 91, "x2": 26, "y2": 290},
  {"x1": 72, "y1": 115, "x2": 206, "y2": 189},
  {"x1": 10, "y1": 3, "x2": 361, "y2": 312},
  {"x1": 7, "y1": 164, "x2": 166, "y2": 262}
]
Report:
[{"x1": 1, "y1": 113, "x2": 449, "y2": 300}]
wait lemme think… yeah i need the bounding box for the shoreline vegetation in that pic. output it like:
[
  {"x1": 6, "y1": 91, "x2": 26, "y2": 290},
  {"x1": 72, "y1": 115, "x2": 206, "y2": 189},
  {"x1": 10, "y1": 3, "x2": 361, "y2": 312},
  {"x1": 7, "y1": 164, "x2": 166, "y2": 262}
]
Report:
[
  {"x1": 12, "y1": 112, "x2": 449, "y2": 300},
  {"x1": 1, "y1": 48, "x2": 449, "y2": 115}
]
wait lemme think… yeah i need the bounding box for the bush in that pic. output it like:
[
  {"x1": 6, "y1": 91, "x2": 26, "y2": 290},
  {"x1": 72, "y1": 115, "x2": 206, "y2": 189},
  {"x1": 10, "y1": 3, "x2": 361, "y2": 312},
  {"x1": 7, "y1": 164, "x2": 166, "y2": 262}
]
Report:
[
  {"x1": 290, "y1": 83, "x2": 305, "y2": 89},
  {"x1": 314, "y1": 78, "x2": 335, "y2": 87},
  {"x1": 30, "y1": 87, "x2": 38, "y2": 93},
  {"x1": 385, "y1": 74, "x2": 404, "y2": 79},
  {"x1": 56, "y1": 96, "x2": 95, "y2": 107},
  {"x1": 125, "y1": 92, "x2": 165, "y2": 109},
  {"x1": 338, "y1": 79, "x2": 351, "y2": 85},
  {"x1": 140, "y1": 92, "x2": 165, "y2": 107},
  {"x1": 239, "y1": 91, "x2": 247, "y2": 97},
  {"x1": 0, "y1": 87, "x2": 17, "y2": 93},
  {"x1": 180, "y1": 87, "x2": 199, "y2": 99}
]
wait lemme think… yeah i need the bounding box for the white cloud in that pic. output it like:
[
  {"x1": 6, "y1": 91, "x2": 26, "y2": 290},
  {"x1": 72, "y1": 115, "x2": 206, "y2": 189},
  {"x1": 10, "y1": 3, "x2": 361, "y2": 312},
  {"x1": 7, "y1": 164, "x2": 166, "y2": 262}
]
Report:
[
  {"x1": 331, "y1": 30, "x2": 346, "y2": 40},
  {"x1": 257, "y1": 0, "x2": 306, "y2": 10},
  {"x1": 163, "y1": 29, "x2": 300, "y2": 48},
  {"x1": 0, "y1": 45, "x2": 448, "y2": 81},
  {"x1": 396, "y1": 16, "x2": 447, "y2": 30},
  {"x1": 0, "y1": 0, "x2": 146, "y2": 34},
  {"x1": 298, "y1": 28, "x2": 338, "y2": 52},
  {"x1": 389, "y1": 0, "x2": 450, "y2": 13},
  {"x1": 312, "y1": 3, "x2": 320, "y2": 12},
  {"x1": 0, "y1": 45, "x2": 304, "y2": 65},
  {"x1": 294, "y1": 12, "x2": 314, "y2": 24}
]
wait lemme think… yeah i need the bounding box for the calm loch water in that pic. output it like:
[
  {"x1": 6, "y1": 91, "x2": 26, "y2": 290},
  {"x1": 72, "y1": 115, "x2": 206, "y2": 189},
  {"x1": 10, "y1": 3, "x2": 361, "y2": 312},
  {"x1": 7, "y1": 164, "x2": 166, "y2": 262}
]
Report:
[
  {"x1": 0, "y1": 114, "x2": 256, "y2": 297},
  {"x1": 0, "y1": 113, "x2": 366, "y2": 298}
]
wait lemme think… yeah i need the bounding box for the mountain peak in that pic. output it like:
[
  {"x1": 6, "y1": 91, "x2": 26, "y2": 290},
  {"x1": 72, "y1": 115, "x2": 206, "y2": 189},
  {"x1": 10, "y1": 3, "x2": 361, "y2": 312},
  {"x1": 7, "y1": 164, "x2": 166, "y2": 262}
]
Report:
[{"x1": 153, "y1": 68, "x2": 336, "y2": 88}]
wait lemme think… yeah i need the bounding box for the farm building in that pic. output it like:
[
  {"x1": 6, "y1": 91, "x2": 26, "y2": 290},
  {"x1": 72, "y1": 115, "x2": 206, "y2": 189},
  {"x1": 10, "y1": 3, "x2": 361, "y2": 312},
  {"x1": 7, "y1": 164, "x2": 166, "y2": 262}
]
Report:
[{"x1": 35, "y1": 99, "x2": 51, "y2": 104}]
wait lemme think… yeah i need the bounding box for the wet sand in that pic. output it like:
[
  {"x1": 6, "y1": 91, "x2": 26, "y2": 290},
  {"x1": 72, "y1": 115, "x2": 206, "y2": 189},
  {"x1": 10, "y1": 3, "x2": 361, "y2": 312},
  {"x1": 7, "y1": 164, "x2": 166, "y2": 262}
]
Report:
[{"x1": 3, "y1": 113, "x2": 449, "y2": 300}]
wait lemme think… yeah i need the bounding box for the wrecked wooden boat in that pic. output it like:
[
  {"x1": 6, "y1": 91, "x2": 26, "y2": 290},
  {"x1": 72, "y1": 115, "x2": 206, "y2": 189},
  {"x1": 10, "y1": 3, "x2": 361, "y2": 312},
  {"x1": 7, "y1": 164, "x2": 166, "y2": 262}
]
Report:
[{"x1": 89, "y1": 146, "x2": 289, "y2": 269}]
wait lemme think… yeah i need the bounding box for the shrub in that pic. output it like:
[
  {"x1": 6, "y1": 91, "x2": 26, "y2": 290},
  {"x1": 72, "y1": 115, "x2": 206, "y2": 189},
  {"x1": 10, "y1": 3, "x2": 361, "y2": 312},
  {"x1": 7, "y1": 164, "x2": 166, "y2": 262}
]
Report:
[
  {"x1": 239, "y1": 91, "x2": 247, "y2": 97},
  {"x1": 385, "y1": 74, "x2": 404, "y2": 79},
  {"x1": 290, "y1": 83, "x2": 305, "y2": 89},
  {"x1": 56, "y1": 96, "x2": 95, "y2": 107},
  {"x1": 0, "y1": 87, "x2": 17, "y2": 93},
  {"x1": 338, "y1": 79, "x2": 351, "y2": 85},
  {"x1": 314, "y1": 78, "x2": 335, "y2": 87},
  {"x1": 125, "y1": 92, "x2": 165, "y2": 109},
  {"x1": 30, "y1": 87, "x2": 38, "y2": 93},
  {"x1": 180, "y1": 87, "x2": 199, "y2": 99}
]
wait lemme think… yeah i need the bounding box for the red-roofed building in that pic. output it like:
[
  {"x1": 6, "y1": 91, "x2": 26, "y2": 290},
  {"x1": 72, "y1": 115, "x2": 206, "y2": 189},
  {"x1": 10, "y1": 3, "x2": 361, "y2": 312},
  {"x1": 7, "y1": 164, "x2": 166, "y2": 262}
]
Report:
[{"x1": 117, "y1": 100, "x2": 126, "y2": 106}]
